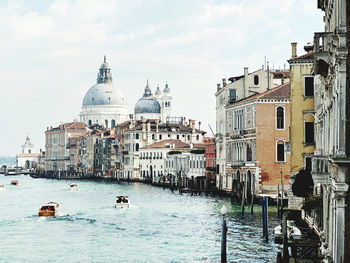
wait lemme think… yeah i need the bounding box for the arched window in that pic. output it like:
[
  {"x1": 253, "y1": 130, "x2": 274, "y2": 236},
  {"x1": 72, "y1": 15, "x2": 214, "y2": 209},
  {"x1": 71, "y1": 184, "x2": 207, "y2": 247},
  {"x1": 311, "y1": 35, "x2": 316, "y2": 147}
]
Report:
[
  {"x1": 135, "y1": 133, "x2": 139, "y2": 139},
  {"x1": 111, "y1": 119, "x2": 116, "y2": 128},
  {"x1": 196, "y1": 135, "x2": 199, "y2": 141},
  {"x1": 152, "y1": 134, "x2": 155, "y2": 140},
  {"x1": 277, "y1": 140, "x2": 285, "y2": 162},
  {"x1": 254, "y1": 75, "x2": 259, "y2": 85},
  {"x1": 276, "y1": 106, "x2": 284, "y2": 129},
  {"x1": 159, "y1": 134, "x2": 162, "y2": 140},
  {"x1": 88, "y1": 120, "x2": 92, "y2": 126},
  {"x1": 135, "y1": 143, "x2": 139, "y2": 151},
  {"x1": 105, "y1": 119, "x2": 108, "y2": 128}
]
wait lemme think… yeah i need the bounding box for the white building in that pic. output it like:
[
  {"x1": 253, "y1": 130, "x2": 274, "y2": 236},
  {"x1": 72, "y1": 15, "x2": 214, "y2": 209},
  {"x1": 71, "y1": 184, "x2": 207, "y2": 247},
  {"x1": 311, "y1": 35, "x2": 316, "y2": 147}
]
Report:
[
  {"x1": 122, "y1": 118, "x2": 205, "y2": 180},
  {"x1": 139, "y1": 139, "x2": 190, "y2": 183},
  {"x1": 16, "y1": 136, "x2": 40, "y2": 169},
  {"x1": 80, "y1": 56, "x2": 128, "y2": 128}
]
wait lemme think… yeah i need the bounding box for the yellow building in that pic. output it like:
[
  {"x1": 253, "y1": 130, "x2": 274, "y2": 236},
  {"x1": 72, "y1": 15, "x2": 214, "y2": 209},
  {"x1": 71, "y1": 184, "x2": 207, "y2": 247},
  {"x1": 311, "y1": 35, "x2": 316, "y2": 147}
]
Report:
[{"x1": 288, "y1": 43, "x2": 315, "y2": 208}]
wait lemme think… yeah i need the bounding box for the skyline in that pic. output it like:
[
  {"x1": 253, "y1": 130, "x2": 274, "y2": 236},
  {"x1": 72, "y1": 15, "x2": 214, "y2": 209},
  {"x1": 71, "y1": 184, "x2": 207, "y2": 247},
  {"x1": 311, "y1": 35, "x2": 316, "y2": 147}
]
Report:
[{"x1": 0, "y1": 0, "x2": 323, "y2": 156}]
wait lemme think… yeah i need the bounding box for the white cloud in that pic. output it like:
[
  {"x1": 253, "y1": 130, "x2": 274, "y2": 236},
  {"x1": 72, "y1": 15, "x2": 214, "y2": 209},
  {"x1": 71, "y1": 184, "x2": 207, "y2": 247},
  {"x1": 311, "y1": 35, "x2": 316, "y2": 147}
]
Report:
[{"x1": 0, "y1": 0, "x2": 323, "y2": 155}]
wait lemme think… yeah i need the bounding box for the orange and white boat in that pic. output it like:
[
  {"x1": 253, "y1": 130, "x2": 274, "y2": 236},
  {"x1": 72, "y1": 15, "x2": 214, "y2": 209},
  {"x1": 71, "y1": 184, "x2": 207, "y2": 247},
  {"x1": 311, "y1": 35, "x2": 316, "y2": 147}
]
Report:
[
  {"x1": 11, "y1": 180, "x2": 19, "y2": 185},
  {"x1": 38, "y1": 202, "x2": 59, "y2": 217}
]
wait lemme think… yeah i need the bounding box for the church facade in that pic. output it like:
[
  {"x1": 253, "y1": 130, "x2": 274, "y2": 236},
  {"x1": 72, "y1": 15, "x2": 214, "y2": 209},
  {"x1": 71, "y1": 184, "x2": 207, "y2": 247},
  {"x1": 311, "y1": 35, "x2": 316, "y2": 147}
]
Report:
[{"x1": 16, "y1": 136, "x2": 40, "y2": 169}]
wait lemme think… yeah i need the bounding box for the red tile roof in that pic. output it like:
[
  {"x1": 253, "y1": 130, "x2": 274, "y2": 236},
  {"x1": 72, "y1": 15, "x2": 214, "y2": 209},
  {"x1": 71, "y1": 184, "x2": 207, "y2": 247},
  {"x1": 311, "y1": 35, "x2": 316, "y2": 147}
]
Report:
[
  {"x1": 288, "y1": 52, "x2": 314, "y2": 62},
  {"x1": 242, "y1": 82, "x2": 290, "y2": 102},
  {"x1": 141, "y1": 139, "x2": 191, "y2": 149}
]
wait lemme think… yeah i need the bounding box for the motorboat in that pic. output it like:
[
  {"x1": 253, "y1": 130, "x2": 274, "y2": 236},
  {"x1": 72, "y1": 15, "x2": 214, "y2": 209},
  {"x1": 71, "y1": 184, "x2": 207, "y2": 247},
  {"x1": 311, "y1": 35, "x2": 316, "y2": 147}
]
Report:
[
  {"x1": 69, "y1": 183, "x2": 78, "y2": 190},
  {"x1": 0, "y1": 184, "x2": 4, "y2": 191},
  {"x1": 38, "y1": 202, "x2": 59, "y2": 217},
  {"x1": 273, "y1": 220, "x2": 302, "y2": 244},
  {"x1": 115, "y1": 195, "x2": 130, "y2": 209},
  {"x1": 5, "y1": 168, "x2": 18, "y2": 176},
  {"x1": 11, "y1": 180, "x2": 19, "y2": 185}
]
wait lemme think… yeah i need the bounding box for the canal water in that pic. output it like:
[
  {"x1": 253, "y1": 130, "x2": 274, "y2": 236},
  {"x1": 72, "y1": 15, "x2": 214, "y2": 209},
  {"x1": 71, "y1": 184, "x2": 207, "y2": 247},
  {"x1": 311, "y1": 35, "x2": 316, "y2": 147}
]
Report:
[{"x1": 0, "y1": 175, "x2": 280, "y2": 262}]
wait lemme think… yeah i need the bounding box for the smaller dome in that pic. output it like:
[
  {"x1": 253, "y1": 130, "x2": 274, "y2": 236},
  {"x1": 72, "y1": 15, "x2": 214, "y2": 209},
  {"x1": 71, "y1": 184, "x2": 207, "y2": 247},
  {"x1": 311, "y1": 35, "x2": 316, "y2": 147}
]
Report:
[{"x1": 135, "y1": 97, "x2": 161, "y2": 114}]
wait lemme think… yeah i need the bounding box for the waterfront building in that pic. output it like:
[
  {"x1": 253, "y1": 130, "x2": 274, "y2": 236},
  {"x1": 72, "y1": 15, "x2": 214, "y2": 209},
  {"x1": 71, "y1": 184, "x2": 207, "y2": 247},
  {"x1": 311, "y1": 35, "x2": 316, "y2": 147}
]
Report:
[
  {"x1": 45, "y1": 121, "x2": 88, "y2": 172},
  {"x1": 80, "y1": 56, "x2": 128, "y2": 128},
  {"x1": 139, "y1": 139, "x2": 189, "y2": 183},
  {"x1": 287, "y1": 43, "x2": 315, "y2": 210},
  {"x1": 16, "y1": 136, "x2": 40, "y2": 170},
  {"x1": 164, "y1": 144, "x2": 206, "y2": 188},
  {"x1": 122, "y1": 117, "x2": 205, "y2": 180},
  {"x1": 134, "y1": 81, "x2": 172, "y2": 122},
  {"x1": 204, "y1": 137, "x2": 216, "y2": 188},
  {"x1": 215, "y1": 67, "x2": 289, "y2": 191},
  {"x1": 94, "y1": 130, "x2": 117, "y2": 177},
  {"x1": 224, "y1": 82, "x2": 291, "y2": 197},
  {"x1": 78, "y1": 125, "x2": 105, "y2": 175},
  {"x1": 310, "y1": 1, "x2": 350, "y2": 261}
]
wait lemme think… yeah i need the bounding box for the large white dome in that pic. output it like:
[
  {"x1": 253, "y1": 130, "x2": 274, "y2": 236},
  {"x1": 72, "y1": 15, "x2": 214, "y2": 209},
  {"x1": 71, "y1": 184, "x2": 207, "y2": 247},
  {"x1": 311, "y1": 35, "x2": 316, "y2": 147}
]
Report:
[{"x1": 82, "y1": 82, "x2": 127, "y2": 107}]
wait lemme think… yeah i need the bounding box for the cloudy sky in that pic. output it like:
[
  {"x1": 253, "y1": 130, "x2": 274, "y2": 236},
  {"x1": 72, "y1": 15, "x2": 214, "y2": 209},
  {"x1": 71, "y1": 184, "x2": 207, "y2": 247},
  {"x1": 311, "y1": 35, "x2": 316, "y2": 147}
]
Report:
[{"x1": 1, "y1": 0, "x2": 323, "y2": 156}]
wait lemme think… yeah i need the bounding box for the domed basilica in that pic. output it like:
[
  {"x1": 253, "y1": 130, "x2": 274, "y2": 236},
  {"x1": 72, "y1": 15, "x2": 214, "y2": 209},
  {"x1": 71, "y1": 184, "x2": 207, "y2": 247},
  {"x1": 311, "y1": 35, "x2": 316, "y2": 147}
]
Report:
[
  {"x1": 134, "y1": 80, "x2": 172, "y2": 122},
  {"x1": 80, "y1": 56, "x2": 128, "y2": 128},
  {"x1": 80, "y1": 56, "x2": 172, "y2": 128}
]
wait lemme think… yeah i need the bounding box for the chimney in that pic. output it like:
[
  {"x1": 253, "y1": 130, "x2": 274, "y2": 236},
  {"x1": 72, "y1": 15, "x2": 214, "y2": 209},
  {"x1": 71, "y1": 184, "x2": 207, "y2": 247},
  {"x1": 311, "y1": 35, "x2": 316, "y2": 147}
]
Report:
[
  {"x1": 222, "y1": 78, "x2": 226, "y2": 87},
  {"x1": 192, "y1": 120, "x2": 196, "y2": 132},
  {"x1": 243, "y1": 67, "x2": 248, "y2": 98},
  {"x1": 291, "y1": 42, "x2": 297, "y2": 58},
  {"x1": 188, "y1": 119, "x2": 192, "y2": 127},
  {"x1": 198, "y1": 121, "x2": 201, "y2": 131},
  {"x1": 217, "y1": 83, "x2": 221, "y2": 92}
]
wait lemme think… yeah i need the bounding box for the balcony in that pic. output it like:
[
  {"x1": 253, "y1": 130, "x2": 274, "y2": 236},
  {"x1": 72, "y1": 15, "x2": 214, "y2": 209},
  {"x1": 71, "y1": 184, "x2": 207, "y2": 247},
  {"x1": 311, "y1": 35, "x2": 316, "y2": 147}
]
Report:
[
  {"x1": 313, "y1": 32, "x2": 334, "y2": 57},
  {"x1": 229, "y1": 129, "x2": 244, "y2": 139},
  {"x1": 311, "y1": 156, "x2": 330, "y2": 185},
  {"x1": 230, "y1": 160, "x2": 245, "y2": 167}
]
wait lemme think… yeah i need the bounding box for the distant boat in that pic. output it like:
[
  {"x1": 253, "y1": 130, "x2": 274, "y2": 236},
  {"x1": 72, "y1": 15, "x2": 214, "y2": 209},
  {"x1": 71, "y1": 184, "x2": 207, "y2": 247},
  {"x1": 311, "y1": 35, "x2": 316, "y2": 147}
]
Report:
[
  {"x1": 115, "y1": 195, "x2": 130, "y2": 209},
  {"x1": 0, "y1": 184, "x2": 4, "y2": 191},
  {"x1": 38, "y1": 202, "x2": 59, "y2": 217},
  {"x1": 69, "y1": 183, "x2": 78, "y2": 190},
  {"x1": 5, "y1": 168, "x2": 18, "y2": 176},
  {"x1": 11, "y1": 180, "x2": 19, "y2": 185}
]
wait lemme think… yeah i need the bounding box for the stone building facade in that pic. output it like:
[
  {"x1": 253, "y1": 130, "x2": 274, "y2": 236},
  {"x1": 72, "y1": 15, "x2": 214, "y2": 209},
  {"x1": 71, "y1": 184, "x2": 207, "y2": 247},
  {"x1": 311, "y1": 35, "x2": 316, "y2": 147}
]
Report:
[
  {"x1": 45, "y1": 122, "x2": 87, "y2": 172},
  {"x1": 311, "y1": 0, "x2": 350, "y2": 262}
]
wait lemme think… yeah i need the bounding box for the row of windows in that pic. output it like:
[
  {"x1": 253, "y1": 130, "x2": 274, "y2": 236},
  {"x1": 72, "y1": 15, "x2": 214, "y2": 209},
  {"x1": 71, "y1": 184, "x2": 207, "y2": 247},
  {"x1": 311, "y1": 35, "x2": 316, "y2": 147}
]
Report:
[
  {"x1": 88, "y1": 119, "x2": 116, "y2": 128},
  {"x1": 189, "y1": 160, "x2": 205, "y2": 169},
  {"x1": 126, "y1": 133, "x2": 200, "y2": 141},
  {"x1": 140, "y1": 152, "x2": 163, "y2": 159}
]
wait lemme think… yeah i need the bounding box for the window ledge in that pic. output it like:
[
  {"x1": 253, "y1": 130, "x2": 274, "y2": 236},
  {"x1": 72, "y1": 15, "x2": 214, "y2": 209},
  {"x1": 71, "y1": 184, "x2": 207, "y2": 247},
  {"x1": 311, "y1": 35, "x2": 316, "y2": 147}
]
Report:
[
  {"x1": 304, "y1": 142, "x2": 315, "y2": 146},
  {"x1": 304, "y1": 96, "x2": 314, "y2": 99}
]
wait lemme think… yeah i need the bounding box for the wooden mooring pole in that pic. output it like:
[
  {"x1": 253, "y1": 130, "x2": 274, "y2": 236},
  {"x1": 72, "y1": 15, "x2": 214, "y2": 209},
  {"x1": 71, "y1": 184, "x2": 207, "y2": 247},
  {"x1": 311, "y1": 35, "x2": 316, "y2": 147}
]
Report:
[
  {"x1": 241, "y1": 182, "x2": 245, "y2": 216},
  {"x1": 277, "y1": 184, "x2": 280, "y2": 218}
]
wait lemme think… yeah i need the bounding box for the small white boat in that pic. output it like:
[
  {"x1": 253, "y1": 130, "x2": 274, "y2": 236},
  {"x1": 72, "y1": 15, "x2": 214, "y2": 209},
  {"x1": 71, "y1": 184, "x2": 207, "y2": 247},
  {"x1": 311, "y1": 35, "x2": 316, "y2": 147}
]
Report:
[
  {"x1": 115, "y1": 195, "x2": 130, "y2": 209},
  {"x1": 5, "y1": 168, "x2": 18, "y2": 176},
  {"x1": 273, "y1": 220, "x2": 302, "y2": 244},
  {"x1": 69, "y1": 183, "x2": 78, "y2": 190}
]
